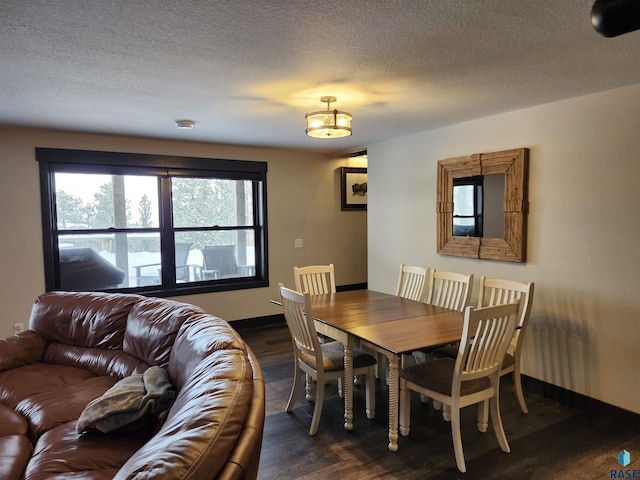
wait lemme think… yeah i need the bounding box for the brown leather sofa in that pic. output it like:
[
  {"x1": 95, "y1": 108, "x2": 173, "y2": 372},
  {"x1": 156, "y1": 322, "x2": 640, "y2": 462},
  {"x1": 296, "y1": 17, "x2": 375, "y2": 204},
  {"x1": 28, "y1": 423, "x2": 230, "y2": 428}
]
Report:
[{"x1": 0, "y1": 291, "x2": 265, "y2": 479}]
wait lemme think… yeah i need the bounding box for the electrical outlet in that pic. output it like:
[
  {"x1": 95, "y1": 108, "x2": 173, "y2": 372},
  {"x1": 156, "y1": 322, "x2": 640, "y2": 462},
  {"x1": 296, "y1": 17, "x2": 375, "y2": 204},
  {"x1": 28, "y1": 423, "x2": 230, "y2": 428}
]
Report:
[
  {"x1": 13, "y1": 322, "x2": 25, "y2": 335},
  {"x1": 294, "y1": 238, "x2": 303, "y2": 248}
]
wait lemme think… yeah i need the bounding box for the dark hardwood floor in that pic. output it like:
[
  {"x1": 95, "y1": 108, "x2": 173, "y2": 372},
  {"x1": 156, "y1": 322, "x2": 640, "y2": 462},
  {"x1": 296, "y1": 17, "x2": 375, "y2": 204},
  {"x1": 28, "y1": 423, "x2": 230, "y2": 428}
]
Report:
[{"x1": 237, "y1": 321, "x2": 639, "y2": 480}]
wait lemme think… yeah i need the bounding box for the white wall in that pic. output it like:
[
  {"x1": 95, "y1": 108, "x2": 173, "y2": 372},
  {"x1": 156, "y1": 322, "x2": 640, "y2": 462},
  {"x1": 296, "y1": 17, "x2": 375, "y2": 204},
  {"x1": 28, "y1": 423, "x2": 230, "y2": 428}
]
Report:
[
  {"x1": 367, "y1": 84, "x2": 640, "y2": 414},
  {"x1": 0, "y1": 127, "x2": 367, "y2": 335}
]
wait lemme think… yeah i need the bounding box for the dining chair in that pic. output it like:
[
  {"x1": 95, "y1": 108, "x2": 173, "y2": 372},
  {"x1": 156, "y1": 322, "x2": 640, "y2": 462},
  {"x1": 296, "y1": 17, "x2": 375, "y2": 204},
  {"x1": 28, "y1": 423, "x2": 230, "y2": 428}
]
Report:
[
  {"x1": 399, "y1": 301, "x2": 520, "y2": 473},
  {"x1": 396, "y1": 264, "x2": 430, "y2": 302},
  {"x1": 433, "y1": 276, "x2": 535, "y2": 414},
  {"x1": 426, "y1": 269, "x2": 473, "y2": 312},
  {"x1": 293, "y1": 264, "x2": 336, "y2": 343},
  {"x1": 389, "y1": 264, "x2": 430, "y2": 375},
  {"x1": 293, "y1": 264, "x2": 336, "y2": 295},
  {"x1": 278, "y1": 283, "x2": 376, "y2": 435},
  {"x1": 412, "y1": 269, "x2": 473, "y2": 366}
]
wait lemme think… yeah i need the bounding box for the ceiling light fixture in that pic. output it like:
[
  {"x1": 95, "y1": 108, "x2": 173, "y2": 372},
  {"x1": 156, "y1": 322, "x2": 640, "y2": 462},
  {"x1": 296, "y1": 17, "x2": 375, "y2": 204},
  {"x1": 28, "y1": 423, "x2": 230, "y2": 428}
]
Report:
[
  {"x1": 175, "y1": 119, "x2": 195, "y2": 129},
  {"x1": 305, "y1": 96, "x2": 352, "y2": 139}
]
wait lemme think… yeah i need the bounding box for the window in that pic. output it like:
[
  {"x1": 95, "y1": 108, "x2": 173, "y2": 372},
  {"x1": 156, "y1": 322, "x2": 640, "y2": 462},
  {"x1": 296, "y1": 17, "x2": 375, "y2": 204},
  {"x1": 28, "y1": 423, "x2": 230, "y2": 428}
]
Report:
[
  {"x1": 453, "y1": 175, "x2": 484, "y2": 237},
  {"x1": 37, "y1": 148, "x2": 268, "y2": 296}
]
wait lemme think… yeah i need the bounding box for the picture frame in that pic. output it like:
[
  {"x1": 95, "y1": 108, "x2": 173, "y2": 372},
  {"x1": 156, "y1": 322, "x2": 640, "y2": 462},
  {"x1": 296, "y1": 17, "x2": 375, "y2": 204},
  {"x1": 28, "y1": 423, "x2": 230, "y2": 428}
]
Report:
[{"x1": 341, "y1": 167, "x2": 367, "y2": 211}]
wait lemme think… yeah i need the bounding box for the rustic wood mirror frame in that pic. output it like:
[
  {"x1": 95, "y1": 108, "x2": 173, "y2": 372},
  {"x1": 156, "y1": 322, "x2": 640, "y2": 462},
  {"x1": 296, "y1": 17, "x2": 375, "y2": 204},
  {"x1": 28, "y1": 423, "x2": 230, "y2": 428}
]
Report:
[{"x1": 437, "y1": 147, "x2": 529, "y2": 262}]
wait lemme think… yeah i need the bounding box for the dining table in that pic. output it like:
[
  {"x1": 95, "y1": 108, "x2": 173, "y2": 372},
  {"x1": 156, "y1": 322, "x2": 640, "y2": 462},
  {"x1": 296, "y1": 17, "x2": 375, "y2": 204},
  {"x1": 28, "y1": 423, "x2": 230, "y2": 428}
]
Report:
[{"x1": 271, "y1": 289, "x2": 465, "y2": 452}]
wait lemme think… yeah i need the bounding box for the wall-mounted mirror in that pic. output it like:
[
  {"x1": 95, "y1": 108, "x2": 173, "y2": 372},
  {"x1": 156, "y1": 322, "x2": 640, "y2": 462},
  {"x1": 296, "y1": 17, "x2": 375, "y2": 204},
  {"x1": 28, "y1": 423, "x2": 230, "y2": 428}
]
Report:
[{"x1": 437, "y1": 148, "x2": 529, "y2": 262}]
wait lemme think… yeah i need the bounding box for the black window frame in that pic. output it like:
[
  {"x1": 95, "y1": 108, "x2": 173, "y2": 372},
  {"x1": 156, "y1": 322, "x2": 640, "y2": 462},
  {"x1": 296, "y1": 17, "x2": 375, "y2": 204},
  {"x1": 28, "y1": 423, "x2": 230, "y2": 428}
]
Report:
[{"x1": 37, "y1": 148, "x2": 269, "y2": 296}]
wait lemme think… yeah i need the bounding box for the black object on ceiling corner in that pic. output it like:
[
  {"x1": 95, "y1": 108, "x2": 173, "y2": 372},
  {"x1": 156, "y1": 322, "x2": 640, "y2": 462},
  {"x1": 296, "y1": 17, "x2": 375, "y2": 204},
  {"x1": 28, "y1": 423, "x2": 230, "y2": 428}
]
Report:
[{"x1": 591, "y1": 0, "x2": 640, "y2": 37}]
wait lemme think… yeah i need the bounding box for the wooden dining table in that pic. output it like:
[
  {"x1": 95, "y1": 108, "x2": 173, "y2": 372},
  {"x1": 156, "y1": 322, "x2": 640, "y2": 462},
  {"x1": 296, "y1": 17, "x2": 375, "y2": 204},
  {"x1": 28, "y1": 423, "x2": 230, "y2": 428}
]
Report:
[{"x1": 272, "y1": 289, "x2": 465, "y2": 452}]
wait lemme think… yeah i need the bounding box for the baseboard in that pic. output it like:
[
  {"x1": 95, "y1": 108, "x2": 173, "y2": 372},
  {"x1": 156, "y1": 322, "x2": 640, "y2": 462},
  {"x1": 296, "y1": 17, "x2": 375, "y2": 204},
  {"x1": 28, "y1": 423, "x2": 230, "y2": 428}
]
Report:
[
  {"x1": 231, "y1": 314, "x2": 285, "y2": 330},
  {"x1": 337, "y1": 282, "x2": 368, "y2": 292},
  {"x1": 521, "y1": 375, "x2": 640, "y2": 431}
]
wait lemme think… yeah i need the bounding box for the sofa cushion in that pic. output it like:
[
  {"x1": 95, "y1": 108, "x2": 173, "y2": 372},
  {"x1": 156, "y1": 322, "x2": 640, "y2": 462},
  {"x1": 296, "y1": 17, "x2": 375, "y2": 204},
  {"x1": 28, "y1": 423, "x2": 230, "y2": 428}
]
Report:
[
  {"x1": 0, "y1": 404, "x2": 31, "y2": 480},
  {"x1": 77, "y1": 366, "x2": 175, "y2": 434},
  {"x1": 0, "y1": 332, "x2": 48, "y2": 373},
  {"x1": 26, "y1": 421, "x2": 150, "y2": 479},
  {"x1": 30, "y1": 291, "x2": 143, "y2": 350},
  {"x1": 43, "y1": 343, "x2": 149, "y2": 378},
  {"x1": 16, "y1": 375, "x2": 117, "y2": 441},
  {"x1": 0, "y1": 435, "x2": 32, "y2": 480},
  {"x1": 0, "y1": 363, "x2": 96, "y2": 409},
  {"x1": 0, "y1": 404, "x2": 27, "y2": 436},
  {"x1": 124, "y1": 298, "x2": 205, "y2": 369}
]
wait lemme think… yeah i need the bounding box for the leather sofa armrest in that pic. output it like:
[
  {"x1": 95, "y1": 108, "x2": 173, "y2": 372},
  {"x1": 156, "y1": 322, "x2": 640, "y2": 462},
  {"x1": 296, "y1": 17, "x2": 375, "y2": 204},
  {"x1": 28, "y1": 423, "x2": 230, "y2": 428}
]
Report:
[
  {"x1": 0, "y1": 331, "x2": 48, "y2": 372},
  {"x1": 218, "y1": 346, "x2": 265, "y2": 480}
]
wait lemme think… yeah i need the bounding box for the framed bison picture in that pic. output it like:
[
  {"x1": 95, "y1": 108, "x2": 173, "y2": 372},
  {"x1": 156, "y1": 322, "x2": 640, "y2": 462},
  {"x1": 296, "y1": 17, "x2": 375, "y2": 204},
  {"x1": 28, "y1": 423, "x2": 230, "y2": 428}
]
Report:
[{"x1": 341, "y1": 167, "x2": 367, "y2": 211}]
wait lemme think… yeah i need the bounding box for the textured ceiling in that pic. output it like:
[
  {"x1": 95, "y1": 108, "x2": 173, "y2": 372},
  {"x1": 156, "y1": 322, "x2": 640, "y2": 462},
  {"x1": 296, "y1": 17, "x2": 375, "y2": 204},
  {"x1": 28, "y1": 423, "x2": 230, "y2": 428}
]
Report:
[{"x1": 1, "y1": 0, "x2": 639, "y2": 154}]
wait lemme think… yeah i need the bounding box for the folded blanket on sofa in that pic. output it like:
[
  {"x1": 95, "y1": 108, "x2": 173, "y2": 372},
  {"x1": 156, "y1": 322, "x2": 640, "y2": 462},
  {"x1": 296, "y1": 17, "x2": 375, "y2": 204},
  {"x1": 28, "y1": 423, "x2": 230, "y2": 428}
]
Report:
[{"x1": 77, "y1": 366, "x2": 176, "y2": 433}]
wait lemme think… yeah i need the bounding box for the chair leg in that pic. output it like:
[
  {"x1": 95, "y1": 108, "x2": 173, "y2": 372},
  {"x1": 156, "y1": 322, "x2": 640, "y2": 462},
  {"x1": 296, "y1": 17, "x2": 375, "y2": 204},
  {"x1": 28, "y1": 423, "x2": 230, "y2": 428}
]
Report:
[
  {"x1": 401, "y1": 353, "x2": 416, "y2": 368},
  {"x1": 450, "y1": 405, "x2": 466, "y2": 473},
  {"x1": 399, "y1": 379, "x2": 411, "y2": 436},
  {"x1": 376, "y1": 352, "x2": 385, "y2": 379},
  {"x1": 442, "y1": 403, "x2": 451, "y2": 421},
  {"x1": 305, "y1": 373, "x2": 313, "y2": 401},
  {"x1": 477, "y1": 400, "x2": 489, "y2": 432},
  {"x1": 365, "y1": 368, "x2": 376, "y2": 419},
  {"x1": 490, "y1": 394, "x2": 510, "y2": 453},
  {"x1": 513, "y1": 367, "x2": 529, "y2": 414},
  {"x1": 385, "y1": 363, "x2": 390, "y2": 386},
  {"x1": 337, "y1": 377, "x2": 344, "y2": 398},
  {"x1": 286, "y1": 364, "x2": 300, "y2": 412},
  {"x1": 309, "y1": 374, "x2": 324, "y2": 436}
]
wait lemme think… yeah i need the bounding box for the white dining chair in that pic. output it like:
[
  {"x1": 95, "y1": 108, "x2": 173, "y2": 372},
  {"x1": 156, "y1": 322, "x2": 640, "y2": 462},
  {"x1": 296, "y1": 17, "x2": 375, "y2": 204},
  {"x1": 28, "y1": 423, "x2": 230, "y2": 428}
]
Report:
[
  {"x1": 294, "y1": 264, "x2": 336, "y2": 295},
  {"x1": 399, "y1": 301, "x2": 520, "y2": 473},
  {"x1": 412, "y1": 269, "x2": 473, "y2": 366},
  {"x1": 294, "y1": 263, "x2": 363, "y2": 386},
  {"x1": 433, "y1": 276, "x2": 535, "y2": 414},
  {"x1": 396, "y1": 264, "x2": 430, "y2": 302},
  {"x1": 426, "y1": 269, "x2": 473, "y2": 312},
  {"x1": 390, "y1": 264, "x2": 430, "y2": 375},
  {"x1": 278, "y1": 283, "x2": 376, "y2": 435}
]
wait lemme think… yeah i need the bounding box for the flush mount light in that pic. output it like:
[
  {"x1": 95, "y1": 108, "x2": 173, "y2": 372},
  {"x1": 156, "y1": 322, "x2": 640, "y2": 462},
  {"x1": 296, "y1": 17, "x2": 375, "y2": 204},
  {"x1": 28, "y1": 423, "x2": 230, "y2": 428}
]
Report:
[
  {"x1": 175, "y1": 119, "x2": 195, "y2": 129},
  {"x1": 305, "y1": 96, "x2": 352, "y2": 139}
]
